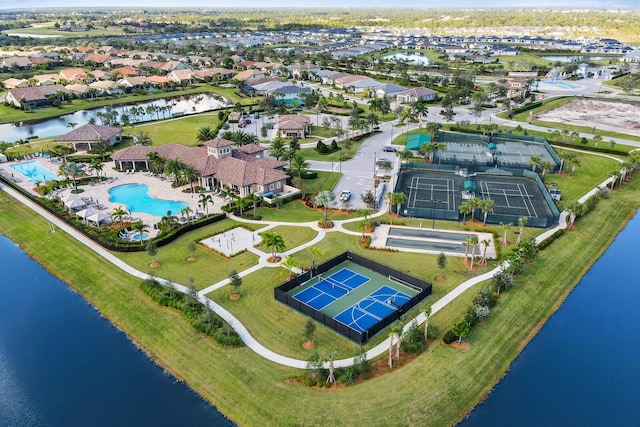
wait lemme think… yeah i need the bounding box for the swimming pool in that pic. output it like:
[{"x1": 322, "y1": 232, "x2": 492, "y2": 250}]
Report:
[
  {"x1": 541, "y1": 80, "x2": 580, "y2": 89},
  {"x1": 109, "y1": 184, "x2": 188, "y2": 217},
  {"x1": 10, "y1": 161, "x2": 59, "y2": 182},
  {"x1": 389, "y1": 227, "x2": 475, "y2": 242},
  {"x1": 386, "y1": 238, "x2": 467, "y2": 254},
  {"x1": 132, "y1": 233, "x2": 150, "y2": 241}
]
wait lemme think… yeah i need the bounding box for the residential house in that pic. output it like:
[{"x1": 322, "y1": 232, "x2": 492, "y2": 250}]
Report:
[
  {"x1": 4, "y1": 87, "x2": 50, "y2": 109},
  {"x1": 167, "y1": 69, "x2": 193, "y2": 84},
  {"x1": 54, "y1": 123, "x2": 123, "y2": 151},
  {"x1": 396, "y1": 87, "x2": 438, "y2": 103},
  {"x1": 2, "y1": 78, "x2": 29, "y2": 89},
  {"x1": 278, "y1": 114, "x2": 311, "y2": 139},
  {"x1": 58, "y1": 68, "x2": 90, "y2": 84},
  {"x1": 160, "y1": 60, "x2": 190, "y2": 73},
  {"x1": 0, "y1": 56, "x2": 32, "y2": 71},
  {"x1": 117, "y1": 76, "x2": 149, "y2": 92},
  {"x1": 89, "y1": 80, "x2": 123, "y2": 96},
  {"x1": 334, "y1": 75, "x2": 376, "y2": 91},
  {"x1": 234, "y1": 69, "x2": 265, "y2": 83},
  {"x1": 112, "y1": 66, "x2": 144, "y2": 77},
  {"x1": 375, "y1": 83, "x2": 407, "y2": 99},
  {"x1": 83, "y1": 53, "x2": 112, "y2": 66},
  {"x1": 110, "y1": 140, "x2": 289, "y2": 198},
  {"x1": 64, "y1": 83, "x2": 90, "y2": 97},
  {"x1": 33, "y1": 73, "x2": 60, "y2": 86}
]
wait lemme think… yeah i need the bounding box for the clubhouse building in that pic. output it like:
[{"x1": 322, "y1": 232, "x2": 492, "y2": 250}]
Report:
[{"x1": 111, "y1": 138, "x2": 290, "y2": 198}]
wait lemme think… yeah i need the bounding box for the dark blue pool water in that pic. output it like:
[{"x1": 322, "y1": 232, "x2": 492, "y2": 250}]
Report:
[
  {"x1": 458, "y1": 212, "x2": 640, "y2": 426},
  {"x1": 0, "y1": 233, "x2": 234, "y2": 427}
]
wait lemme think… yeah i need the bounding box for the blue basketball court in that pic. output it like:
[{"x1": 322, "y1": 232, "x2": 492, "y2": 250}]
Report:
[
  {"x1": 292, "y1": 268, "x2": 370, "y2": 311},
  {"x1": 334, "y1": 286, "x2": 412, "y2": 333}
]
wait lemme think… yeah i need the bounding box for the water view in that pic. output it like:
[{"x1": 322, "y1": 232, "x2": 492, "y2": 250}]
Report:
[
  {"x1": 0, "y1": 233, "x2": 234, "y2": 426},
  {"x1": 382, "y1": 52, "x2": 430, "y2": 65},
  {"x1": 458, "y1": 212, "x2": 640, "y2": 426},
  {"x1": 109, "y1": 183, "x2": 188, "y2": 216},
  {"x1": 1, "y1": 93, "x2": 229, "y2": 143},
  {"x1": 539, "y1": 55, "x2": 609, "y2": 62}
]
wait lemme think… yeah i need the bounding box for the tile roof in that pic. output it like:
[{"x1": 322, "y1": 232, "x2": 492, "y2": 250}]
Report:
[{"x1": 55, "y1": 123, "x2": 122, "y2": 142}]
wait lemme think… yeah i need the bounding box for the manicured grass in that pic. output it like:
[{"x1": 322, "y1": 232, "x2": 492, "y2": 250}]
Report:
[
  {"x1": 309, "y1": 125, "x2": 339, "y2": 138},
  {"x1": 546, "y1": 149, "x2": 622, "y2": 202},
  {"x1": 3, "y1": 23, "x2": 131, "y2": 38},
  {"x1": 298, "y1": 170, "x2": 341, "y2": 193},
  {"x1": 299, "y1": 139, "x2": 364, "y2": 161},
  {"x1": 207, "y1": 266, "x2": 359, "y2": 359},
  {"x1": 113, "y1": 219, "x2": 263, "y2": 290},
  {"x1": 129, "y1": 112, "x2": 223, "y2": 146},
  {"x1": 256, "y1": 199, "x2": 362, "y2": 222},
  {"x1": 262, "y1": 225, "x2": 318, "y2": 251},
  {"x1": 1, "y1": 171, "x2": 639, "y2": 426}
]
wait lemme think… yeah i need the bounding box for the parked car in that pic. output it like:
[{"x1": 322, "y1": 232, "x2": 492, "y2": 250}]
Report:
[
  {"x1": 382, "y1": 145, "x2": 397, "y2": 153},
  {"x1": 339, "y1": 190, "x2": 351, "y2": 202},
  {"x1": 253, "y1": 112, "x2": 260, "y2": 119}
]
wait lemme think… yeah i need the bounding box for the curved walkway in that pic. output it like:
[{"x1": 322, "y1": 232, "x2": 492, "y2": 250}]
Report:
[{"x1": 0, "y1": 130, "x2": 625, "y2": 371}]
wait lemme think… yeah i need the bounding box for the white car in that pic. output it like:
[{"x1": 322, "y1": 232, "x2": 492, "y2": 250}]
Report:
[{"x1": 339, "y1": 190, "x2": 351, "y2": 202}]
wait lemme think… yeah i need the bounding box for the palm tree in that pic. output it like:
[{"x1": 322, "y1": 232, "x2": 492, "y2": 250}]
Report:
[
  {"x1": 131, "y1": 221, "x2": 149, "y2": 246},
  {"x1": 67, "y1": 122, "x2": 78, "y2": 130},
  {"x1": 61, "y1": 161, "x2": 84, "y2": 193},
  {"x1": 515, "y1": 216, "x2": 528, "y2": 245},
  {"x1": 182, "y1": 206, "x2": 193, "y2": 221},
  {"x1": 425, "y1": 122, "x2": 441, "y2": 141},
  {"x1": 111, "y1": 206, "x2": 128, "y2": 226},
  {"x1": 463, "y1": 236, "x2": 473, "y2": 266},
  {"x1": 199, "y1": 193, "x2": 213, "y2": 216},
  {"x1": 268, "y1": 137, "x2": 287, "y2": 161},
  {"x1": 282, "y1": 255, "x2": 299, "y2": 279},
  {"x1": 289, "y1": 151, "x2": 310, "y2": 180},
  {"x1": 392, "y1": 192, "x2": 407, "y2": 217},
  {"x1": 306, "y1": 246, "x2": 323, "y2": 276},
  {"x1": 529, "y1": 156, "x2": 542, "y2": 172},
  {"x1": 423, "y1": 306, "x2": 432, "y2": 343},
  {"x1": 146, "y1": 151, "x2": 163, "y2": 174},
  {"x1": 480, "y1": 239, "x2": 491, "y2": 265},
  {"x1": 368, "y1": 97, "x2": 382, "y2": 116},
  {"x1": 261, "y1": 231, "x2": 286, "y2": 260},
  {"x1": 391, "y1": 322, "x2": 404, "y2": 361},
  {"x1": 182, "y1": 165, "x2": 199, "y2": 194},
  {"x1": 459, "y1": 201, "x2": 472, "y2": 224},
  {"x1": 469, "y1": 236, "x2": 479, "y2": 269},
  {"x1": 163, "y1": 158, "x2": 186, "y2": 182},
  {"x1": 565, "y1": 201, "x2": 582, "y2": 231},
  {"x1": 159, "y1": 210, "x2": 178, "y2": 232},
  {"x1": 412, "y1": 102, "x2": 428, "y2": 127},
  {"x1": 88, "y1": 158, "x2": 103, "y2": 183},
  {"x1": 500, "y1": 221, "x2": 511, "y2": 246},
  {"x1": 196, "y1": 126, "x2": 216, "y2": 143},
  {"x1": 481, "y1": 199, "x2": 495, "y2": 226},
  {"x1": 247, "y1": 193, "x2": 261, "y2": 218},
  {"x1": 469, "y1": 197, "x2": 481, "y2": 223}
]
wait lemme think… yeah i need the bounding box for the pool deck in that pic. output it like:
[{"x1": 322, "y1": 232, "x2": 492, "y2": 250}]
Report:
[
  {"x1": 370, "y1": 224, "x2": 497, "y2": 259},
  {"x1": 0, "y1": 156, "x2": 225, "y2": 238}
]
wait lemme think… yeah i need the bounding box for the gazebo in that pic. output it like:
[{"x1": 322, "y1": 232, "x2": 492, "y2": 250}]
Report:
[{"x1": 54, "y1": 123, "x2": 123, "y2": 151}]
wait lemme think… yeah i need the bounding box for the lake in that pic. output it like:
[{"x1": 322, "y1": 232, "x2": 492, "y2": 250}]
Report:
[
  {"x1": 0, "y1": 233, "x2": 234, "y2": 427},
  {"x1": 459, "y1": 212, "x2": 640, "y2": 426},
  {"x1": 539, "y1": 55, "x2": 609, "y2": 62},
  {"x1": 2, "y1": 93, "x2": 229, "y2": 143}
]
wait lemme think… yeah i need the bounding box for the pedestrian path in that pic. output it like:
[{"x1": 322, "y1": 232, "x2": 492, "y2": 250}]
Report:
[{"x1": 0, "y1": 142, "x2": 622, "y2": 370}]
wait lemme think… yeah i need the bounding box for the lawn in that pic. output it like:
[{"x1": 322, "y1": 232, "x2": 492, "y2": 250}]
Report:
[
  {"x1": 207, "y1": 266, "x2": 359, "y2": 359},
  {"x1": 113, "y1": 219, "x2": 263, "y2": 290},
  {"x1": 546, "y1": 149, "x2": 622, "y2": 202},
  {"x1": 129, "y1": 112, "x2": 223, "y2": 146},
  {"x1": 256, "y1": 199, "x2": 363, "y2": 223},
  {"x1": 262, "y1": 225, "x2": 318, "y2": 250},
  {"x1": 3, "y1": 23, "x2": 132, "y2": 38},
  {"x1": 1, "y1": 170, "x2": 639, "y2": 426},
  {"x1": 296, "y1": 170, "x2": 342, "y2": 194},
  {"x1": 299, "y1": 138, "x2": 364, "y2": 162}
]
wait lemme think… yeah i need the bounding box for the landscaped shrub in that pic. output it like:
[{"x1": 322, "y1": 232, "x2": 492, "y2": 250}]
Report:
[
  {"x1": 442, "y1": 330, "x2": 458, "y2": 344},
  {"x1": 140, "y1": 279, "x2": 243, "y2": 347},
  {"x1": 401, "y1": 321, "x2": 424, "y2": 354},
  {"x1": 537, "y1": 229, "x2": 564, "y2": 250}
]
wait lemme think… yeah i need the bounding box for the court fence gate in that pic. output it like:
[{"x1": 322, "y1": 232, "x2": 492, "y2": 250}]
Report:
[{"x1": 274, "y1": 251, "x2": 432, "y2": 344}]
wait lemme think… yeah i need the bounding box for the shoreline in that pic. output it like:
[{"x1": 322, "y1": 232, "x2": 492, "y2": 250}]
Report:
[{"x1": 1, "y1": 176, "x2": 638, "y2": 425}]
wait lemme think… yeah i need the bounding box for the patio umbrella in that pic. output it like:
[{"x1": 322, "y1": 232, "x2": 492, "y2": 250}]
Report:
[{"x1": 86, "y1": 211, "x2": 112, "y2": 226}]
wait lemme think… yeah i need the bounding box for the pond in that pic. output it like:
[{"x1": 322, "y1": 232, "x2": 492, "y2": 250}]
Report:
[
  {"x1": 458, "y1": 212, "x2": 640, "y2": 426},
  {"x1": 539, "y1": 55, "x2": 610, "y2": 63},
  {"x1": 0, "y1": 232, "x2": 234, "y2": 426},
  {"x1": 2, "y1": 93, "x2": 229, "y2": 143}
]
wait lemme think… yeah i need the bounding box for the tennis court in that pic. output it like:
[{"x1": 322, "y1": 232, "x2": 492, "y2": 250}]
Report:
[
  {"x1": 334, "y1": 286, "x2": 412, "y2": 333},
  {"x1": 479, "y1": 180, "x2": 539, "y2": 217},
  {"x1": 405, "y1": 175, "x2": 457, "y2": 212},
  {"x1": 395, "y1": 168, "x2": 559, "y2": 227},
  {"x1": 276, "y1": 252, "x2": 432, "y2": 343},
  {"x1": 292, "y1": 268, "x2": 370, "y2": 311}
]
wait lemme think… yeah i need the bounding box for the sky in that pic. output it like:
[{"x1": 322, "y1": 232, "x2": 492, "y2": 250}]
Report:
[{"x1": 0, "y1": 0, "x2": 638, "y2": 8}]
